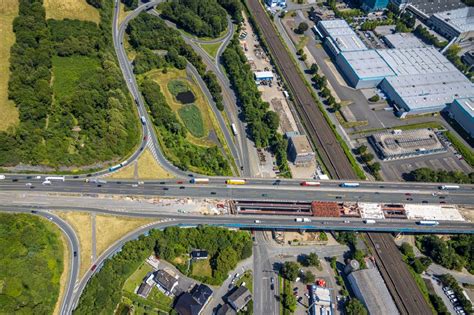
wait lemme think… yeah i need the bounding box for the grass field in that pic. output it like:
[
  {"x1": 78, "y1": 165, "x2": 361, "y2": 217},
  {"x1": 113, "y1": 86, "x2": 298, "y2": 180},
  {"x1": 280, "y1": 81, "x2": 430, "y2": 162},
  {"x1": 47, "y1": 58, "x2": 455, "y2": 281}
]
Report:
[
  {"x1": 44, "y1": 0, "x2": 100, "y2": 23},
  {"x1": 191, "y1": 259, "x2": 213, "y2": 277},
  {"x1": 148, "y1": 69, "x2": 214, "y2": 146},
  {"x1": 118, "y1": 3, "x2": 131, "y2": 26},
  {"x1": 57, "y1": 211, "x2": 92, "y2": 278},
  {"x1": 178, "y1": 105, "x2": 206, "y2": 138},
  {"x1": 0, "y1": 0, "x2": 20, "y2": 131},
  {"x1": 123, "y1": 263, "x2": 153, "y2": 293},
  {"x1": 200, "y1": 42, "x2": 221, "y2": 59},
  {"x1": 168, "y1": 79, "x2": 190, "y2": 96},
  {"x1": 95, "y1": 214, "x2": 157, "y2": 256},
  {"x1": 108, "y1": 148, "x2": 175, "y2": 179},
  {"x1": 52, "y1": 55, "x2": 101, "y2": 102}
]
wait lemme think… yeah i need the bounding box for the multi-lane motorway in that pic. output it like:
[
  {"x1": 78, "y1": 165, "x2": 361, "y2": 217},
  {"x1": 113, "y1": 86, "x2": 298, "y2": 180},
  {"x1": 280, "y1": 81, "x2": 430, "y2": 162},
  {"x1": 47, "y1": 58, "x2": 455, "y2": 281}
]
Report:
[{"x1": 2, "y1": 175, "x2": 474, "y2": 205}]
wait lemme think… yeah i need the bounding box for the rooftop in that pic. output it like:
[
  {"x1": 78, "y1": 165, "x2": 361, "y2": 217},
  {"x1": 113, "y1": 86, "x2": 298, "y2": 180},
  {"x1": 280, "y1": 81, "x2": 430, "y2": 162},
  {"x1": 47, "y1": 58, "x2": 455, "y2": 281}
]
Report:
[
  {"x1": 377, "y1": 47, "x2": 457, "y2": 76},
  {"x1": 348, "y1": 266, "x2": 399, "y2": 315},
  {"x1": 453, "y1": 97, "x2": 474, "y2": 118},
  {"x1": 339, "y1": 50, "x2": 395, "y2": 79},
  {"x1": 433, "y1": 7, "x2": 474, "y2": 33},
  {"x1": 371, "y1": 129, "x2": 445, "y2": 156},
  {"x1": 358, "y1": 202, "x2": 384, "y2": 219},
  {"x1": 154, "y1": 270, "x2": 178, "y2": 293},
  {"x1": 289, "y1": 135, "x2": 314, "y2": 155},
  {"x1": 409, "y1": 0, "x2": 466, "y2": 15},
  {"x1": 318, "y1": 19, "x2": 367, "y2": 52},
  {"x1": 227, "y1": 286, "x2": 252, "y2": 310},
  {"x1": 404, "y1": 204, "x2": 464, "y2": 221},
  {"x1": 383, "y1": 33, "x2": 425, "y2": 49},
  {"x1": 383, "y1": 71, "x2": 474, "y2": 111}
]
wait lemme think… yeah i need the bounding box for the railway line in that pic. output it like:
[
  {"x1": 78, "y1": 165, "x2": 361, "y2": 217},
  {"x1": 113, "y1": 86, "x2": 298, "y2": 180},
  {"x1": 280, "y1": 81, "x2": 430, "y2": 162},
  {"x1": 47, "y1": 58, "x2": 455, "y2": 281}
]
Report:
[
  {"x1": 245, "y1": 0, "x2": 357, "y2": 180},
  {"x1": 366, "y1": 233, "x2": 432, "y2": 315}
]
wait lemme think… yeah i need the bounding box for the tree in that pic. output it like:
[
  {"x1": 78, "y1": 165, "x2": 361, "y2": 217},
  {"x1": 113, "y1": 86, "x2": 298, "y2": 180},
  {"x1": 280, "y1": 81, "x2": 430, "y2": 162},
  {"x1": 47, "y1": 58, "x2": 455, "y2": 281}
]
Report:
[
  {"x1": 345, "y1": 298, "x2": 368, "y2": 315},
  {"x1": 303, "y1": 270, "x2": 316, "y2": 284},
  {"x1": 368, "y1": 94, "x2": 380, "y2": 102},
  {"x1": 283, "y1": 291, "x2": 297, "y2": 312},
  {"x1": 369, "y1": 162, "x2": 381, "y2": 173},
  {"x1": 306, "y1": 253, "x2": 320, "y2": 267},
  {"x1": 357, "y1": 145, "x2": 367, "y2": 155},
  {"x1": 295, "y1": 22, "x2": 309, "y2": 34},
  {"x1": 309, "y1": 63, "x2": 318, "y2": 74},
  {"x1": 361, "y1": 153, "x2": 374, "y2": 163},
  {"x1": 281, "y1": 261, "x2": 300, "y2": 281},
  {"x1": 296, "y1": 48, "x2": 304, "y2": 56},
  {"x1": 332, "y1": 102, "x2": 341, "y2": 112},
  {"x1": 300, "y1": 53, "x2": 307, "y2": 61}
]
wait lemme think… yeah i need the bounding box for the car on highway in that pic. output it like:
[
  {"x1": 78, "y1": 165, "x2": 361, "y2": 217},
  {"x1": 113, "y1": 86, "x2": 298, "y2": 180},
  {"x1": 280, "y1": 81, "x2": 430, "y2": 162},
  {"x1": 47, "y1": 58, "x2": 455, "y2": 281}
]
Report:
[
  {"x1": 439, "y1": 196, "x2": 446, "y2": 199},
  {"x1": 335, "y1": 196, "x2": 342, "y2": 199},
  {"x1": 97, "y1": 184, "x2": 102, "y2": 187},
  {"x1": 91, "y1": 264, "x2": 97, "y2": 271},
  {"x1": 440, "y1": 201, "x2": 446, "y2": 204},
  {"x1": 31, "y1": 210, "x2": 37, "y2": 214},
  {"x1": 343, "y1": 220, "x2": 350, "y2": 223},
  {"x1": 74, "y1": 251, "x2": 77, "y2": 257},
  {"x1": 179, "y1": 186, "x2": 185, "y2": 189},
  {"x1": 25, "y1": 183, "x2": 32, "y2": 186},
  {"x1": 406, "y1": 198, "x2": 413, "y2": 201},
  {"x1": 0, "y1": 175, "x2": 5, "y2": 180},
  {"x1": 422, "y1": 200, "x2": 428, "y2": 204},
  {"x1": 132, "y1": 184, "x2": 138, "y2": 187},
  {"x1": 12, "y1": 178, "x2": 18, "y2": 182},
  {"x1": 210, "y1": 192, "x2": 216, "y2": 195},
  {"x1": 262, "y1": 193, "x2": 268, "y2": 197},
  {"x1": 271, "y1": 277, "x2": 274, "y2": 284},
  {"x1": 254, "y1": 220, "x2": 261, "y2": 223},
  {"x1": 163, "y1": 187, "x2": 169, "y2": 190},
  {"x1": 177, "y1": 181, "x2": 183, "y2": 184},
  {"x1": 405, "y1": 193, "x2": 411, "y2": 196}
]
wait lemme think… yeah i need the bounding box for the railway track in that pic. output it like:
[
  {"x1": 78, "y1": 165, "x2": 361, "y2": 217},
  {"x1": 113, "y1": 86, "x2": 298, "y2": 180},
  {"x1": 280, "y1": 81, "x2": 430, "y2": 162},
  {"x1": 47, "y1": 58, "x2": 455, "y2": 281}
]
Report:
[
  {"x1": 366, "y1": 233, "x2": 432, "y2": 315},
  {"x1": 245, "y1": 0, "x2": 357, "y2": 180}
]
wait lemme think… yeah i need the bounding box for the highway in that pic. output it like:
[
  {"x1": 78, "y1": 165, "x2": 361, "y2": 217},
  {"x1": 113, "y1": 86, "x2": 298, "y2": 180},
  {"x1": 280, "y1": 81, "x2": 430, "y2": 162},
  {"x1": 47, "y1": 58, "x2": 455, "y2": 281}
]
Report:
[{"x1": 2, "y1": 176, "x2": 474, "y2": 205}]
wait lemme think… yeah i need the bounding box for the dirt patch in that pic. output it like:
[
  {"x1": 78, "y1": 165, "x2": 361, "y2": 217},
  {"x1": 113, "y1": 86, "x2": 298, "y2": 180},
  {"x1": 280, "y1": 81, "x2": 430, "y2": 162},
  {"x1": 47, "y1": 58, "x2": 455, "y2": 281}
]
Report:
[
  {"x1": 108, "y1": 148, "x2": 175, "y2": 179},
  {"x1": 458, "y1": 206, "x2": 474, "y2": 222},
  {"x1": 44, "y1": 0, "x2": 100, "y2": 23},
  {"x1": 56, "y1": 211, "x2": 92, "y2": 279},
  {"x1": 95, "y1": 215, "x2": 158, "y2": 256},
  {"x1": 0, "y1": 0, "x2": 20, "y2": 131}
]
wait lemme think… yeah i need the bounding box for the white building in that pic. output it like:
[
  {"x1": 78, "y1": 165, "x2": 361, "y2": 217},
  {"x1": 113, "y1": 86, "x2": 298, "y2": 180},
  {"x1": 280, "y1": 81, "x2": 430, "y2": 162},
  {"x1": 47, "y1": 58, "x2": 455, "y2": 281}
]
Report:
[
  {"x1": 429, "y1": 7, "x2": 474, "y2": 42},
  {"x1": 447, "y1": 98, "x2": 474, "y2": 138}
]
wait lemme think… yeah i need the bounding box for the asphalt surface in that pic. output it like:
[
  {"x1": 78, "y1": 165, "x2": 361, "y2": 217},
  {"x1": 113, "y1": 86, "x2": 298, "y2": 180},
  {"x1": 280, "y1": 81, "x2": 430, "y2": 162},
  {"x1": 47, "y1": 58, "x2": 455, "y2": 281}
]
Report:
[
  {"x1": 2, "y1": 176, "x2": 474, "y2": 205},
  {"x1": 114, "y1": 0, "x2": 191, "y2": 178},
  {"x1": 253, "y1": 231, "x2": 280, "y2": 315},
  {"x1": 2, "y1": 209, "x2": 80, "y2": 315}
]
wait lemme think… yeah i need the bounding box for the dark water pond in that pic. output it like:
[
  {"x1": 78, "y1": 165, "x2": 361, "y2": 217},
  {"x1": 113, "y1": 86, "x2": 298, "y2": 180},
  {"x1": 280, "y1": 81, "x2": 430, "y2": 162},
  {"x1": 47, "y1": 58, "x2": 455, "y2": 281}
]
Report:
[{"x1": 176, "y1": 91, "x2": 196, "y2": 104}]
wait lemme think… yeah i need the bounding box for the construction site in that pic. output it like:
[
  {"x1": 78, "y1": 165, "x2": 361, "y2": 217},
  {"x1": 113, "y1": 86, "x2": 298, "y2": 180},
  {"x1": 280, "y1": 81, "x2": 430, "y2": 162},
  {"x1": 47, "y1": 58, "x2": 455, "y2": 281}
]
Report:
[{"x1": 234, "y1": 200, "x2": 465, "y2": 221}]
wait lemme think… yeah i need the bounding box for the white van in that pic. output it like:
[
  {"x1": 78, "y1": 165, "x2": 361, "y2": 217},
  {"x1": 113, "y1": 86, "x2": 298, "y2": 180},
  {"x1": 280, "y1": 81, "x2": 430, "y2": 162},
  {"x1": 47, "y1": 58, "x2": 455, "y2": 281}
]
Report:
[{"x1": 42, "y1": 180, "x2": 51, "y2": 185}]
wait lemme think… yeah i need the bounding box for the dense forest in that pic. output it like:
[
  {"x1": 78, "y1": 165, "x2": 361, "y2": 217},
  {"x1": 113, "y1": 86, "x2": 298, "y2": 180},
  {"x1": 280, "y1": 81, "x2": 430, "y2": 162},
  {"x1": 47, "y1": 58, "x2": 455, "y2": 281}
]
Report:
[
  {"x1": 222, "y1": 36, "x2": 291, "y2": 177},
  {"x1": 0, "y1": 0, "x2": 139, "y2": 168},
  {"x1": 141, "y1": 78, "x2": 231, "y2": 175},
  {"x1": 416, "y1": 235, "x2": 474, "y2": 274},
  {"x1": 127, "y1": 13, "x2": 224, "y2": 110},
  {"x1": 0, "y1": 214, "x2": 63, "y2": 314},
  {"x1": 161, "y1": 0, "x2": 228, "y2": 38},
  {"x1": 74, "y1": 226, "x2": 252, "y2": 314}
]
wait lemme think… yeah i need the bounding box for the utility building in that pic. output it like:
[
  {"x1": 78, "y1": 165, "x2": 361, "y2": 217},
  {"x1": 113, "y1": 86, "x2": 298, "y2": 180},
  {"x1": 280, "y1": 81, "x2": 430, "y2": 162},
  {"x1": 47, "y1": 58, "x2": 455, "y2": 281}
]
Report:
[
  {"x1": 287, "y1": 134, "x2": 315, "y2": 166},
  {"x1": 447, "y1": 98, "x2": 474, "y2": 137},
  {"x1": 316, "y1": 20, "x2": 368, "y2": 56}
]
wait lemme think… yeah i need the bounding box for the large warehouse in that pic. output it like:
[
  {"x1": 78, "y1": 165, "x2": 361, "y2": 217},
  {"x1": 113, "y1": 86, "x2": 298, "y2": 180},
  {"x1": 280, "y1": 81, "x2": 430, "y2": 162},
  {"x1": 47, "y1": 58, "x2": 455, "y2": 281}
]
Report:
[
  {"x1": 429, "y1": 7, "x2": 474, "y2": 42},
  {"x1": 318, "y1": 19, "x2": 474, "y2": 115},
  {"x1": 316, "y1": 20, "x2": 367, "y2": 56}
]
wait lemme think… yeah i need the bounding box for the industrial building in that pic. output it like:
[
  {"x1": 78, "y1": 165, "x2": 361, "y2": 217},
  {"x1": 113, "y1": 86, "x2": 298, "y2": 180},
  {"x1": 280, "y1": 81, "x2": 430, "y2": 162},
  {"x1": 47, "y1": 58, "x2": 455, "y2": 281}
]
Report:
[
  {"x1": 404, "y1": 0, "x2": 466, "y2": 15},
  {"x1": 316, "y1": 20, "x2": 368, "y2": 56},
  {"x1": 309, "y1": 285, "x2": 333, "y2": 315},
  {"x1": 447, "y1": 98, "x2": 474, "y2": 137},
  {"x1": 361, "y1": 0, "x2": 389, "y2": 11},
  {"x1": 429, "y1": 7, "x2": 474, "y2": 41},
  {"x1": 369, "y1": 129, "x2": 447, "y2": 160},
  {"x1": 336, "y1": 50, "x2": 395, "y2": 88},
  {"x1": 254, "y1": 71, "x2": 274, "y2": 83},
  {"x1": 265, "y1": 0, "x2": 286, "y2": 8},
  {"x1": 346, "y1": 260, "x2": 400, "y2": 315},
  {"x1": 383, "y1": 33, "x2": 425, "y2": 48},
  {"x1": 287, "y1": 134, "x2": 315, "y2": 166}
]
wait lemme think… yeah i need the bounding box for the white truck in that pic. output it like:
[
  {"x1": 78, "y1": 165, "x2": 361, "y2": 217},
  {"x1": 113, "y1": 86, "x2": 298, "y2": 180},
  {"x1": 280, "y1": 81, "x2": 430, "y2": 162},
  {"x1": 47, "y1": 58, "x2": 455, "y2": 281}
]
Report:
[
  {"x1": 295, "y1": 218, "x2": 303, "y2": 222},
  {"x1": 364, "y1": 219, "x2": 376, "y2": 224}
]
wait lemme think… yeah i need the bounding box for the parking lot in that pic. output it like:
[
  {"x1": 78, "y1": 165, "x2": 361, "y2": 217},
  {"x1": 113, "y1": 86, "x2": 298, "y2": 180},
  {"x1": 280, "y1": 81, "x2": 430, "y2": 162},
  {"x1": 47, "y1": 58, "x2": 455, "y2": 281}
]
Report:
[{"x1": 377, "y1": 133, "x2": 472, "y2": 181}]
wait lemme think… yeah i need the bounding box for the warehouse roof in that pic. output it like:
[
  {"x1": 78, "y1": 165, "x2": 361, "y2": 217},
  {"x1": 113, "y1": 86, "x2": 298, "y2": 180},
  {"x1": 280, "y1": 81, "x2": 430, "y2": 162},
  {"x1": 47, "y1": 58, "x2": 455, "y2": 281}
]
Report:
[
  {"x1": 432, "y1": 7, "x2": 474, "y2": 33},
  {"x1": 289, "y1": 135, "x2": 314, "y2": 155},
  {"x1": 371, "y1": 129, "x2": 445, "y2": 156},
  {"x1": 408, "y1": 0, "x2": 465, "y2": 15},
  {"x1": 348, "y1": 267, "x2": 399, "y2": 315},
  {"x1": 453, "y1": 98, "x2": 474, "y2": 118},
  {"x1": 383, "y1": 33, "x2": 425, "y2": 49},
  {"x1": 254, "y1": 71, "x2": 274, "y2": 80},
  {"x1": 318, "y1": 19, "x2": 367, "y2": 52},
  {"x1": 383, "y1": 71, "x2": 474, "y2": 111},
  {"x1": 377, "y1": 47, "x2": 456, "y2": 76},
  {"x1": 338, "y1": 50, "x2": 395, "y2": 80}
]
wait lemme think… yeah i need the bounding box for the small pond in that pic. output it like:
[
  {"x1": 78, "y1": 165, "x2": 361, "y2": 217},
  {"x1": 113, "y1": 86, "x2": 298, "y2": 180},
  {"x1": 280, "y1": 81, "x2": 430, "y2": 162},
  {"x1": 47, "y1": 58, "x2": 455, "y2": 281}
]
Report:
[{"x1": 176, "y1": 91, "x2": 196, "y2": 104}]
